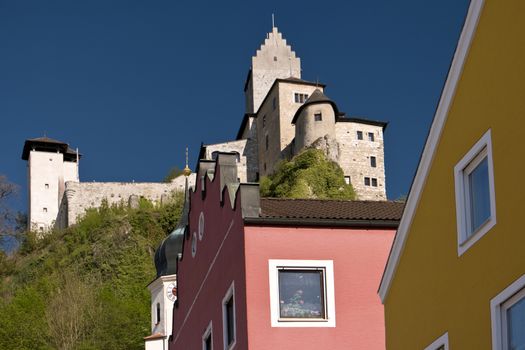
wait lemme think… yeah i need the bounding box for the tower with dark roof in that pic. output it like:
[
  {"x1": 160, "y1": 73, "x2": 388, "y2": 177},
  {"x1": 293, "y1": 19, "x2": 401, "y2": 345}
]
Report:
[{"x1": 21, "y1": 137, "x2": 80, "y2": 232}]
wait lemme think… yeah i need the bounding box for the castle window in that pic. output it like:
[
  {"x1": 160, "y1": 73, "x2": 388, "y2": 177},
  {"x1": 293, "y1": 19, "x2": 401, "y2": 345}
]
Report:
[
  {"x1": 368, "y1": 132, "x2": 375, "y2": 142},
  {"x1": 263, "y1": 115, "x2": 266, "y2": 128},
  {"x1": 370, "y1": 156, "x2": 377, "y2": 168},
  {"x1": 314, "y1": 112, "x2": 322, "y2": 121},
  {"x1": 294, "y1": 93, "x2": 308, "y2": 104},
  {"x1": 265, "y1": 134, "x2": 269, "y2": 150},
  {"x1": 371, "y1": 178, "x2": 378, "y2": 187},
  {"x1": 273, "y1": 56, "x2": 277, "y2": 62},
  {"x1": 344, "y1": 176, "x2": 351, "y2": 185},
  {"x1": 43, "y1": 207, "x2": 47, "y2": 213},
  {"x1": 357, "y1": 131, "x2": 363, "y2": 140},
  {"x1": 272, "y1": 98, "x2": 276, "y2": 110},
  {"x1": 45, "y1": 183, "x2": 49, "y2": 189},
  {"x1": 364, "y1": 177, "x2": 371, "y2": 186},
  {"x1": 156, "y1": 302, "x2": 161, "y2": 324}
]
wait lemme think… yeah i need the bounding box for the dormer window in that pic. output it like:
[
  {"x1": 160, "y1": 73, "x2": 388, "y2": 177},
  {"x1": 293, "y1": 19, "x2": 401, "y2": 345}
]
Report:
[
  {"x1": 294, "y1": 93, "x2": 309, "y2": 104},
  {"x1": 314, "y1": 112, "x2": 322, "y2": 121}
]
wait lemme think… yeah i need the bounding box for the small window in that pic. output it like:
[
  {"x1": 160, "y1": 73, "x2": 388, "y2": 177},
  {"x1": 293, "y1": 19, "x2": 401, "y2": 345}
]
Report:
[
  {"x1": 454, "y1": 129, "x2": 496, "y2": 256},
  {"x1": 265, "y1": 134, "x2": 269, "y2": 150},
  {"x1": 364, "y1": 177, "x2": 371, "y2": 186},
  {"x1": 368, "y1": 132, "x2": 375, "y2": 142},
  {"x1": 222, "y1": 283, "x2": 236, "y2": 349},
  {"x1": 424, "y1": 332, "x2": 449, "y2": 350},
  {"x1": 45, "y1": 183, "x2": 49, "y2": 189},
  {"x1": 357, "y1": 131, "x2": 363, "y2": 140},
  {"x1": 268, "y1": 259, "x2": 335, "y2": 327},
  {"x1": 43, "y1": 207, "x2": 47, "y2": 213},
  {"x1": 371, "y1": 178, "x2": 378, "y2": 187},
  {"x1": 344, "y1": 176, "x2": 351, "y2": 185},
  {"x1": 272, "y1": 98, "x2": 276, "y2": 110},
  {"x1": 314, "y1": 112, "x2": 322, "y2": 121},
  {"x1": 156, "y1": 302, "x2": 161, "y2": 324},
  {"x1": 263, "y1": 115, "x2": 266, "y2": 128},
  {"x1": 191, "y1": 232, "x2": 197, "y2": 258},
  {"x1": 491, "y1": 274, "x2": 525, "y2": 350},
  {"x1": 211, "y1": 151, "x2": 219, "y2": 160},
  {"x1": 202, "y1": 321, "x2": 213, "y2": 350},
  {"x1": 273, "y1": 56, "x2": 277, "y2": 62},
  {"x1": 264, "y1": 163, "x2": 267, "y2": 172},
  {"x1": 294, "y1": 93, "x2": 308, "y2": 104},
  {"x1": 370, "y1": 156, "x2": 377, "y2": 168}
]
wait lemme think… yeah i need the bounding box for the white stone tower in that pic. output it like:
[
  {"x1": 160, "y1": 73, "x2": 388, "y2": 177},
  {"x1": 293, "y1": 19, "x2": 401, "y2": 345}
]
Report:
[
  {"x1": 22, "y1": 137, "x2": 80, "y2": 232},
  {"x1": 244, "y1": 26, "x2": 301, "y2": 113}
]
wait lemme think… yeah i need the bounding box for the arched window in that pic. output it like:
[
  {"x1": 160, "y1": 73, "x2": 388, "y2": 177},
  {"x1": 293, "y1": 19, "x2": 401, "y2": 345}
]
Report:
[{"x1": 156, "y1": 302, "x2": 161, "y2": 324}]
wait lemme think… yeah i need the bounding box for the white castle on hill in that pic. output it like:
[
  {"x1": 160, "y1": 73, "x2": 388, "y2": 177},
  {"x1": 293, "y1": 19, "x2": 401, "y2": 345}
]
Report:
[{"x1": 23, "y1": 26, "x2": 388, "y2": 233}]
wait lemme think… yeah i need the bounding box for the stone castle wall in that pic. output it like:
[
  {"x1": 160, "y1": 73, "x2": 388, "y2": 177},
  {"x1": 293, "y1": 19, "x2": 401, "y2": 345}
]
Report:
[
  {"x1": 61, "y1": 174, "x2": 196, "y2": 227},
  {"x1": 335, "y1": 122, "x2": 386, "y2": 200}
]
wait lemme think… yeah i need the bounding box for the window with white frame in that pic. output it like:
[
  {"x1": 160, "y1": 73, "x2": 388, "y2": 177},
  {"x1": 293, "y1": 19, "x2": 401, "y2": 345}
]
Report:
[
  {"x1": 222, "y1": 282, "x2": 236, "y2": 349},
  {"x1": 364, "y1": 177, "x2": 371, "y2": 186},
  {"x1": 268, "y1": 259, "x2": 335, "y2": 327},
  {"x1": 424, "y1": 332, "x2": 449, "y2": 350},
  {"x1": 454, "y1": 129, "x2": 496, "y2": 256},
  {"x1": 491, "y1": 274, "x2": 525, "y2": 350},
  {"x1": 202, "y1": 321, "x2": 213, "y2": 350}
]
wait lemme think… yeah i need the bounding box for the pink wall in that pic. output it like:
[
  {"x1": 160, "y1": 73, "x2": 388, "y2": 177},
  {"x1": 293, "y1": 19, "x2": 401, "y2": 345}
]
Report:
[
  {"x1": 244, "y1": 225, "x2": 395, "y2": 349},
  {"x1": 169, "y1": 167, "x2": 248, "y2": 350}
]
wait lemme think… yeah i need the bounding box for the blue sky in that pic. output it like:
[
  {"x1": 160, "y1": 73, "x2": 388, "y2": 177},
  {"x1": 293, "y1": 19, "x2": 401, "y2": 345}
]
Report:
[{"x1": 0, "y1": 0, "x2": 470, "y2": 212}]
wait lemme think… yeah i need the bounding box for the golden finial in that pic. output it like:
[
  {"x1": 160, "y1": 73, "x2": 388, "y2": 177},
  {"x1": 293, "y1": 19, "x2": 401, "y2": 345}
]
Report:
[{"x1": 183, "y1": 147, "x2": 192, "y2": 176}]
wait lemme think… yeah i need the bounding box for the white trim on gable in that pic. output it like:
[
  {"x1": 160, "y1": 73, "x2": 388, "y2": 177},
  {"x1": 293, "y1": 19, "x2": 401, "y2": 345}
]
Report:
[
  {"x1": 424, "y1": 332, "x2": 449, "y2": 350},
  {"x1": 378, "y1": 0, "x2": 486, "y2": 302}
]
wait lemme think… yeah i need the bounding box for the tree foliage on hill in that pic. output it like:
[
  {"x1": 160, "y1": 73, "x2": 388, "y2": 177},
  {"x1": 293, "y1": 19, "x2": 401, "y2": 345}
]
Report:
[
  {"x1": 0, "y1": 195, "x2": 183, "y2": 350},
  {"x1": 163, "y1": 166, "x2": 184, "y2": 182},
  {"x1": 260, "y1": 149, "x2": 357, "y2": 200}
]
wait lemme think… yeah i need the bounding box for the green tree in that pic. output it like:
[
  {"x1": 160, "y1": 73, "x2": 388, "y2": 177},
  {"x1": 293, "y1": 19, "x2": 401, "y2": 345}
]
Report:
[
  {"x1": 260, "y1": 149, "x2": 356, "y2": 200},
  {"x1": 163, "y1": 167, "x2": 184, "y2": 182}
]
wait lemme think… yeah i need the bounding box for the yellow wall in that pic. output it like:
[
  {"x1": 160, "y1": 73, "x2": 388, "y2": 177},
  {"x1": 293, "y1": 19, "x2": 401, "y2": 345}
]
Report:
[{"x1": 384, "y1": 0, "x2": 525, "y2": 348}]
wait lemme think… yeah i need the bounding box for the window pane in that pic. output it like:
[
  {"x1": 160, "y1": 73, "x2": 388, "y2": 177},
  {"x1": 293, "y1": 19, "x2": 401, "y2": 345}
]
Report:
[
  {"x1": 507, "y1": 296, "x2": 525, "y2": 350},
  {"x1": 468, "y1": 157, "x2": 490, "y2": 234},
  {"x1": 226, "y1": 297, "x2": 234, "y2": 345},
  {"x1": 278, "y1": 270, "x2": 324, "y2": 318},
  {"x1": 205, "y1": 335, "x2": 212, "y2": 350}
]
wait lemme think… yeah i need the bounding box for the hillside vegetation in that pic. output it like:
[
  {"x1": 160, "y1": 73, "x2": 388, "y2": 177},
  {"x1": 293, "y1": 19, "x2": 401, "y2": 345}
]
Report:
[
  {"x1": 0, "y1": 196, "x2": 183, "y2": 350},
  {"x1": 260, "y1": 149, "x2": 357, "y2": 200}
]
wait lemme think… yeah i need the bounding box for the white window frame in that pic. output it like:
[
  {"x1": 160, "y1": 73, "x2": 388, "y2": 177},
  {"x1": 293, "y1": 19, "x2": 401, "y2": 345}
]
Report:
[
  {"x1": 454, "y1": 129, "x2": 496, "y2": 256},
  {"x1": 424, "y1": 332, "x2": 449, "y2": 350},
  {"x1": 491, "y1": 273, "x2": 525, "y2": 350},
  {"x1": 222, "y1": 282, "x2": 236, "y2": 350},
  {"x1": 268, "y1": 259, "x2": 335, "y2": 327},
  {"x1": 202, "y1": 320, "x2": 213, "y2": 350}
]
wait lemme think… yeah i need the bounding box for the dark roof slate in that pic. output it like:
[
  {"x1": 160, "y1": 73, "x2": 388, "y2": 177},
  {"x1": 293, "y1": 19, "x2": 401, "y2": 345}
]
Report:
[{"x1": 259, "y1": 198, "x2": 404, "y2": 221}]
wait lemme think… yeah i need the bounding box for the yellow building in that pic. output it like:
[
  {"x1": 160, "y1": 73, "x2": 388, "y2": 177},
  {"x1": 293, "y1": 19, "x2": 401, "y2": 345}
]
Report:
[{"x1": 378, "y1": 0, "x2": 525, "y2": 349}]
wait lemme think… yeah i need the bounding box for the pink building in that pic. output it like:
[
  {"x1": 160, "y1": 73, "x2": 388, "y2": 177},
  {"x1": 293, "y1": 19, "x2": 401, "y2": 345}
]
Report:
[{"x1": 166, "y1": 153, "x2": 402, "y2": 349}]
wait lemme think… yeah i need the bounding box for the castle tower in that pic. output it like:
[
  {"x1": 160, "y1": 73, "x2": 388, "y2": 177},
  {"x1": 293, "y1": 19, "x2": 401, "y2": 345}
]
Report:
[
  {"x1": 244, "y1": 26, "x2": 301, "y2": 113},
  {"x1": 292, "y1": 89, "x2": 338, "y2": 152},
  {"x1": 21, "y1": 137, "x2": 80, "y2": 232}
]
